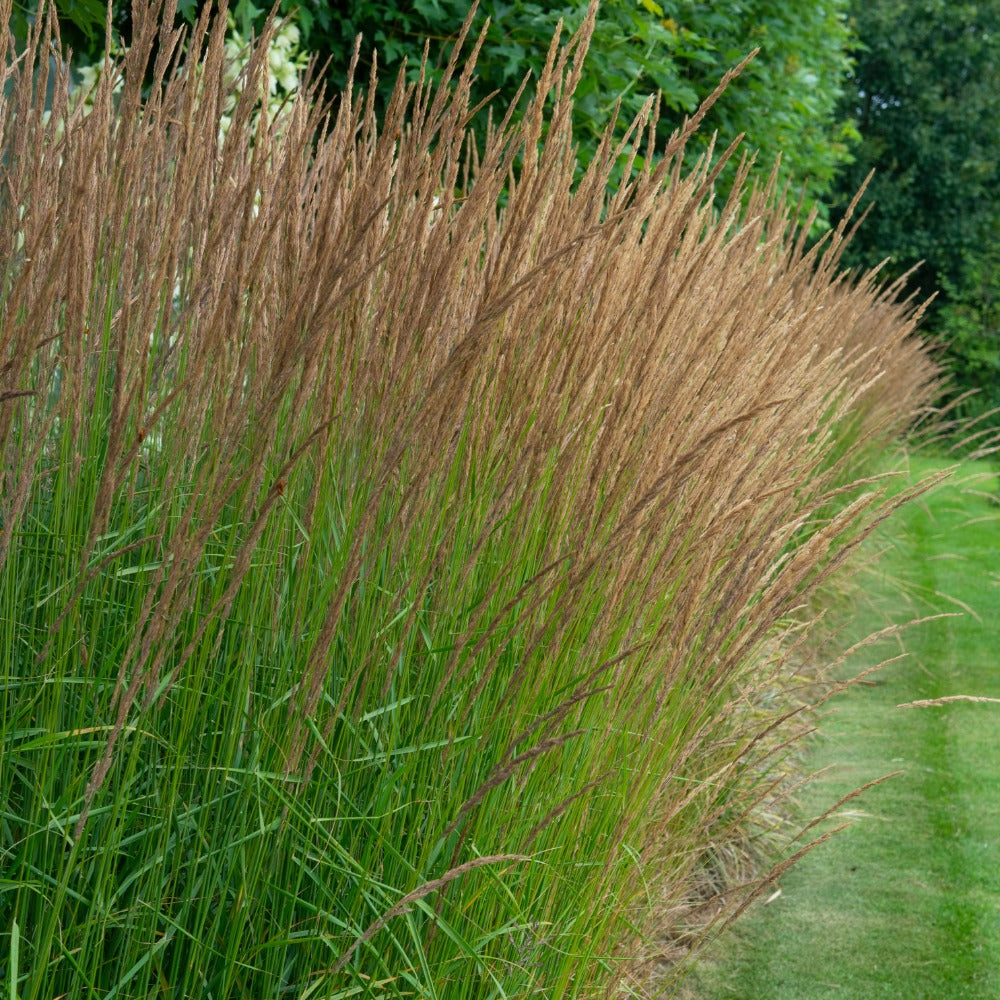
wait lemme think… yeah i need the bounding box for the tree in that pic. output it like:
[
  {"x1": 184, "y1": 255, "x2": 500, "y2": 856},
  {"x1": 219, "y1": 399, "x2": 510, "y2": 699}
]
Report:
[{"x1": 829, "y1": 0, "x2": 1000, "y2": 408}]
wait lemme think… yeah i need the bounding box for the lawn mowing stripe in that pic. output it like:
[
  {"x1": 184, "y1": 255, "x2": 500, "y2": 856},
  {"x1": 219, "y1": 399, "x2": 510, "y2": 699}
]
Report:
[{"x1": 686, "y1": 454, "x2": 1000, "y2": 999}]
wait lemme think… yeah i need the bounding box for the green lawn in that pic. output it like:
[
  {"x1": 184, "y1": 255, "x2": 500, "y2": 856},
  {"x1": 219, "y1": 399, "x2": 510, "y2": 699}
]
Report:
[{"x1": 686, "y1": 453, "x2": 1000, "y2": 999}]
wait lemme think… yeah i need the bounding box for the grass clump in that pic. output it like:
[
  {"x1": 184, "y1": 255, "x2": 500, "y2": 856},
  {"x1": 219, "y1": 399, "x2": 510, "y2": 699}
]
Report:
[{"x1": 0, "y1": 1, "x2": 942, "y2": 996}]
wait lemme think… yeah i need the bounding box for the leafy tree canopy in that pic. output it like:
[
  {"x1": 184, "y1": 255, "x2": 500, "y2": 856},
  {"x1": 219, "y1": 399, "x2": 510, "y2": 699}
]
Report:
[
  {"x1": 831, "y1": 0, "x2": 1000, "y2": 296},
  {"x1": 829, "y1": 0, "x2": 1000, "y2": 410}
]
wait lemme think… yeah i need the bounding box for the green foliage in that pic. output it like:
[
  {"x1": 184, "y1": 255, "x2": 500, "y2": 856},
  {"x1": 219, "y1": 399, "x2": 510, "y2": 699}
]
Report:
[
  {"x1": 65, "y1": 4, "x2": 308, "y2": 134},
  {"x1": 26, "y1": 0, "x2": 856, "y2": 223},
  {"x1": 832, "y1": 0, "x2": 1000, "y2": 288},
  {"x1": 272, "y1": 0, "x2": 857, "y2": 222},
  {"x1": 47, "y1": 0, "x2": 106, "y2": 40},
  {"x1": 938, "y1": 237, "x2": 1000, "y2": 415},
  {"x1": 829, "y1": 0, "x2": 1000, "y2": 408},
  {"x1": 5, "y1": 0, "x2": 111, "y2": 56},
  {"x1": 651, "y1": 1, "x2": 858, "y2": 225}
]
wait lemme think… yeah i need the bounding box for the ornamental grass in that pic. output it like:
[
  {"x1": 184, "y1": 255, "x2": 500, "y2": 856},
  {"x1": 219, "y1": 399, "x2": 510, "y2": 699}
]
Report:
[{"x1": 0, "y1": 1, "x2": 941, "y2": 996}]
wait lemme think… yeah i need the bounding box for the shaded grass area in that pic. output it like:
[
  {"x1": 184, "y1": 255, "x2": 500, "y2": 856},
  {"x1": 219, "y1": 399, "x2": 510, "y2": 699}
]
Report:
[{"x1": 687, "y1": 454, "x2": 1000, "y2": 998}]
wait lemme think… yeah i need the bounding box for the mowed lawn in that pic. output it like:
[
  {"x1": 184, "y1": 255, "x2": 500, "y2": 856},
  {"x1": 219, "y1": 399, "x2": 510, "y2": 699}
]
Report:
[{"x1": 687, "y1": 453, "x2": 1000, "y2": 999}]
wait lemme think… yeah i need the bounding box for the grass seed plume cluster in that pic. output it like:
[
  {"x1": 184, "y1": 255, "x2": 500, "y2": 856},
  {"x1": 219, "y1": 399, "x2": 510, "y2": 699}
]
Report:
[{"x1": 0, "y1": 1, "x2": 941, "y2": 996}]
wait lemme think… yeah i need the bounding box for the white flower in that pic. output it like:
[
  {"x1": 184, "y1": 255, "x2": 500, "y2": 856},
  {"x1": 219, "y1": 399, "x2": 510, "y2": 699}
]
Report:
[{"x1": 67, "y1": 11, "x2": 307, "y2": 139}]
